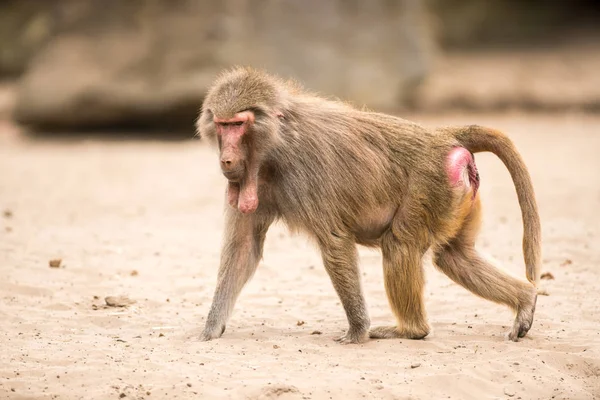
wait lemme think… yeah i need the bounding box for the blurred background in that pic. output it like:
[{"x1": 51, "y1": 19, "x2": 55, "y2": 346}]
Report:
[
  {"x1": 2, "y1": 3, "x2": 600, "y2": 398},
  {"x1": 0, "y1": 0, "x2": 599, "y2": 133}
]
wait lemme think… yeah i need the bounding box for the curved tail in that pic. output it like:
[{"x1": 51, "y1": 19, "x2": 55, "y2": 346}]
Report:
[{"x1": 444, "y1": 125, "x2": 541, "y2": 285}]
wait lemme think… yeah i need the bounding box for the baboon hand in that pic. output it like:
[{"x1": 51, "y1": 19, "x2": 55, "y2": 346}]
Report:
[
  {"x1": 200, "y1": 323, "x2": 226, "y2": 341},
  {"x1": 334, "y1": 326, "x2": 370, "y2": 344}
]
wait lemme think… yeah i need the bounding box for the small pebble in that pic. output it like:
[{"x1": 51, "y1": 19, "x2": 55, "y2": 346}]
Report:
[
  {"x1": 410, "y1": 363, "x2": 421, "y2": 369},
  {"x1": 560, "y1": 259, "x2": 572, "y2": 267},
  {"x1": 105, "y1": 296, "x2": 136, "y2": 307},
  {"x1": 540, "y1": 272, "x2": 554, "y2": 280}
]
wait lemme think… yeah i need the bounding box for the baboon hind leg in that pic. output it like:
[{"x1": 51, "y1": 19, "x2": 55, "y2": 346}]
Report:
[
  {"x1": 432, "y1": 196, "x2": 537, "y2": 341},
  {"x1": 370, "y1": 230, "x2": 431, "y2": 340}
]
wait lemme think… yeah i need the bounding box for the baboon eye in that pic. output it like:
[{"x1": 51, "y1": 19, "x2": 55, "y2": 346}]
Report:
[{"x1": 216, "y1": 121, "x2": 244, "y2": 127}]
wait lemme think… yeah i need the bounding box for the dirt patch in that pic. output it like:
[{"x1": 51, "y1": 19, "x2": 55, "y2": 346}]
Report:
[{"x1": 1, "y1": 112, "x2": 599, "y2": 398}]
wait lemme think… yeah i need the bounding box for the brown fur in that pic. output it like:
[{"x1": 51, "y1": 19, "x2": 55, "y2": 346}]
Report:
[{"x1": 196, "y1": 67, "x2": 541, "y2": 343}]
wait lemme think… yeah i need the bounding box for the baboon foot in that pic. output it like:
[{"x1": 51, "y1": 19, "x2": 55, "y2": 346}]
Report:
[
  {"x1": 200, "y1": 323, "x2": 226, "y2": 342},
  {"x1": 334, "y1": 327, "x2": 369, "y2": 344},
  {"x1": 369, "y1": 324, "x2": 430, "y2": 340},
  {"x1": 508, "y1": 291, "x2": 537, "y2": 342}
]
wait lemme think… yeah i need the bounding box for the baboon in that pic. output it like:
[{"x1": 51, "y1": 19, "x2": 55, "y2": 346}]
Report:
[{"x1": 196, "y1": 67, "x2": 541, "y2": 344}]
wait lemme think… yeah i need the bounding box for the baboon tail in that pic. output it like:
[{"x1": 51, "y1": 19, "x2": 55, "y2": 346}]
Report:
[{"x1": 445, "y1": 125, "x2": 541, "y2": 285}]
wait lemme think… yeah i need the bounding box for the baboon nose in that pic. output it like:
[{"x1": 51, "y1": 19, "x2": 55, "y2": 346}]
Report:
[{"x1": 221, "y1": 159, "x2": 233, "y2": 169}]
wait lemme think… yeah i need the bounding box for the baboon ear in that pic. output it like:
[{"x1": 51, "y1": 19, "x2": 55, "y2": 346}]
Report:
[
  {"x1": 195, "y1": 108, "x2": 214, "y2": 139},
  {"x1": 194, "y1": 115, "x2": 203, "y2": 138}
]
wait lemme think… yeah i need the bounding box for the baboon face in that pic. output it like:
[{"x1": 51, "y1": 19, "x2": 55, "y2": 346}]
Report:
[
  {"x1": 197, "y1": 69, "x2": 286, "y2": 215},
  {"x1": 213, "y1": 110, "x2": 255, "y2": 182}
]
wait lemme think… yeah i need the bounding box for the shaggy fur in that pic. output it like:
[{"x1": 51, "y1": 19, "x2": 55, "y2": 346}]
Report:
[{"x1": 196, "y1": 67, "x2": 541, "y2": 343}]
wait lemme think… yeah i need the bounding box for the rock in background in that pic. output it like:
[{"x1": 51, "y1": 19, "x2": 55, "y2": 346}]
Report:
[
  {"x1": 10, "y1": 0, "x2": 433, "y2": 131},
  {"x1": 0, "y1": 1, "x2": 56, "y2": 78},
  {"x1": 3, "y1": 0, "x2": 600, "y2": 132}
]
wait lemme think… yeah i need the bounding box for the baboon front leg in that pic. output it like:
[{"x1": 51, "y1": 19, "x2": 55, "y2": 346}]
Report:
[
  {"x1": 201, "y1": 209, "x2": 274, "y2": 341},
  {"x1": 319, "y1": 236, "x2": 370, "y2": 344},
  {"x1": 370, "y1": 233, "x2": 430, "y2": 340}
]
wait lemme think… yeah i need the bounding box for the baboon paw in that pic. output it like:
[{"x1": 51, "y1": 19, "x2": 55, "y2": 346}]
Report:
[
  {"x1": 369, "y1": 325, "x2": 430, "y2": 340},
  {"x1": 334, "y1": 329, "x2": 369, "y2": 344},
  {"x1": 508, "y1": 325, "x2": 525, "y2": 342},
  {"x1": 369, "y1": 326, "x2": 399, "y2": 339},
  {"x1": 508, "y1": 292, "x2": 537, "y2": 342},
  {"x1": 200, "y1": 324, "x2": 226, "y2": 341},
  {"x1": 200, "y1": 333, "x2": 217, "y2": 342}
]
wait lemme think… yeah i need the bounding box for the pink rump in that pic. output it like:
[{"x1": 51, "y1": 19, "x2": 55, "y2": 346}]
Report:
[{"x1": 446, "y1": 147, "x2": 480, "y2": 197}]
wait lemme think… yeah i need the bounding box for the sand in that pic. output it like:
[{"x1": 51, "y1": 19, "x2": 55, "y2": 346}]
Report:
[{"x1": 1, "y1": 112, "x2": 599, "y2": 400}]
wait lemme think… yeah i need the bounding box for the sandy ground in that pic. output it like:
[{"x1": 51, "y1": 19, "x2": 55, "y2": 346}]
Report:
[{"x1": 1, "y1": 112, "x2": 599, "y2": 400}]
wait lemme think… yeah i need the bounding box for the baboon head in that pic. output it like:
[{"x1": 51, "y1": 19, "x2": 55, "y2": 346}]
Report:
[{"x1": 196, "y1": 67, "x2": 287, "y2": 213}]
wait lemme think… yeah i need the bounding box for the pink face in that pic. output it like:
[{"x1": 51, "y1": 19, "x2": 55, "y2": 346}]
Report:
[{"x1": 214, "y1": 111, "x2": 255, "y2": 182}]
